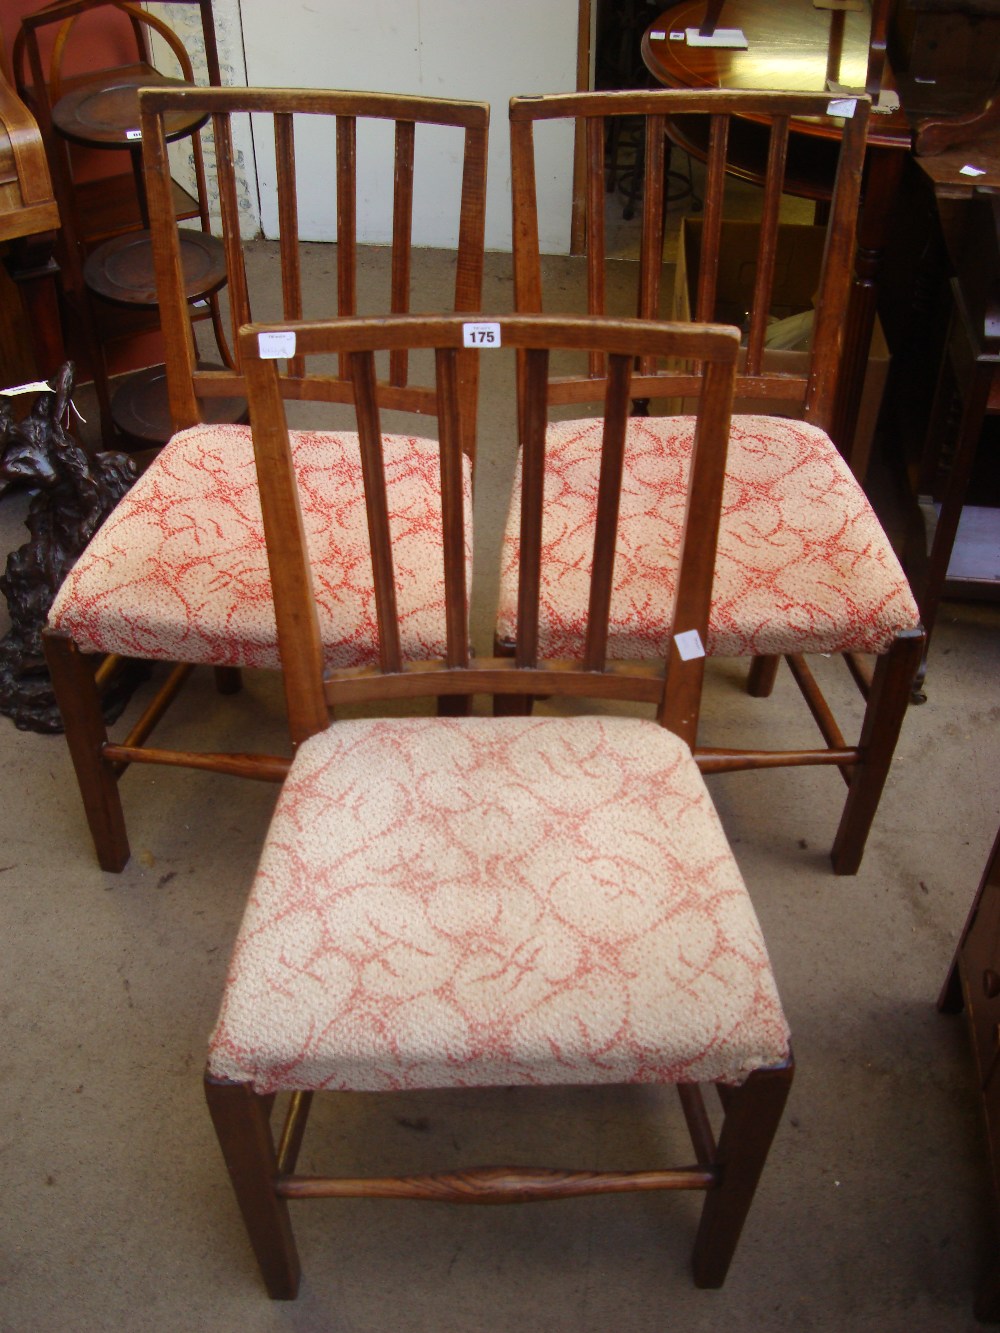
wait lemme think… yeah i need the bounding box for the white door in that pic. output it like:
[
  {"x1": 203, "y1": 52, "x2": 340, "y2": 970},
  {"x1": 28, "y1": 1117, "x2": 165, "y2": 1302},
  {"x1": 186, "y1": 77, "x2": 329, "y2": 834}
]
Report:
[{"x1": 237, "y1": 0, "x2": 583, "y2": 253}]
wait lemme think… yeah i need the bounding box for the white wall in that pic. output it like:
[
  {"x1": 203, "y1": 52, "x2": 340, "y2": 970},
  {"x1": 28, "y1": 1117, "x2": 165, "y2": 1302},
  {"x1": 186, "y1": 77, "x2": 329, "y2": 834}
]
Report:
[
  {"x1": 237, "y1": 0, "x2": 582, "y2": 254},
  {"x1": 149, "y1": 0, "x2": 260, "y2": 238}
]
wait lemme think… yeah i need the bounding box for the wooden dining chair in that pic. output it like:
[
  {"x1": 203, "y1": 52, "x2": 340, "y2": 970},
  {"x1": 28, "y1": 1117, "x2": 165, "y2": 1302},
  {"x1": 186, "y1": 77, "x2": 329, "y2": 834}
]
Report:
[
  {"x1": 204, "y1": 311, "x2": 792, "y2": 1298},
  {"x1": 42, "y1": 87, "x2": 489, "y2": 871},
  {"x1": 500, "y1": 89, "x2": 924, "y2": 875}
]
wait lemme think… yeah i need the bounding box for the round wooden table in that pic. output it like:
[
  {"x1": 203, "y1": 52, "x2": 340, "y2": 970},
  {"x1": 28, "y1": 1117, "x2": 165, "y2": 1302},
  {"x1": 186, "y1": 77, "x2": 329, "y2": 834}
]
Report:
[{"x1": 641, "y1": 0, "x2": 914, "y2": 464}]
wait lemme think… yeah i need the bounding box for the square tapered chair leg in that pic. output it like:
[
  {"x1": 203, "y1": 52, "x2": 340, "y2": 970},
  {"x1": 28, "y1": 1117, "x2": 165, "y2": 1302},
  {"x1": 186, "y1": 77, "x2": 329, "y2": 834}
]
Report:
[
  {"x1": 43, "y1": 629, "x2": 129, "y2": 872},
  {"x1": 691, "y1": 1060, "x2": 794, "y2": 1289},
  {"x1": 204, "y1": 1076, "x2": 301, "y2": 1301}
]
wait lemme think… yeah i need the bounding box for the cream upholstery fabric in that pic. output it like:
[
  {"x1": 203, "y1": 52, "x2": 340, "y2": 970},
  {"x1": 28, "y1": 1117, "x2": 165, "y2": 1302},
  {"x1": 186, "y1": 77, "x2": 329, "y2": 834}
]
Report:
[
  {"x1": 48, "y1": 423, "x2": 472, "y2": 670},
  {"x1": 495, "y1": 415, "x2": 921, "y2": 660},
  {"x1": 207, "y1": 715, "x2": 790, "y2": 1094}
]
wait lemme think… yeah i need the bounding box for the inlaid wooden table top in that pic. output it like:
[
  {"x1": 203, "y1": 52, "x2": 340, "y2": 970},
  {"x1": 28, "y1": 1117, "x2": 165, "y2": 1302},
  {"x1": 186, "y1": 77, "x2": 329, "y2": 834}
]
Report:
[{"x1": 641, "y1": 0, "x2": 910, "y2": 149}]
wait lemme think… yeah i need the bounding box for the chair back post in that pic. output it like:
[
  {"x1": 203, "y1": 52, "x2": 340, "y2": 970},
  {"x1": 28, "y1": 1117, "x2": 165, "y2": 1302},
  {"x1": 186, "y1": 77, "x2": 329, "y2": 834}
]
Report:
[
  {"x1": 582, "y1": 351, "x2": 633, "y2": 671},
  {"x1": 509, "y1": 111, "x2": 543, "y2": 315},
  {"x1": 334, "y1": 111, "x2": 357, "y2": 381},
  {"x1": 140, "y1": 93, "x2": 202, "y2": 428},
  {"x1": 388, "y1": 117, "x2": 415, "y2": 376},
  {"x1": 692, "y1": 111, "x2": 730, "y2": 325},
  {"x1": 742, "y1": 115, "x2": 790, "y2": 378},
  {"x1": 349, "y1": 346, "x2": 404, "y2": 676},
  {"x1": 803, "y1": 98, "x2": 870, "y2": 431},
  {"x1": 513, "y1": 343, "x2": 549, "y2": 669},
  {"x1": 636, "y1": 111, "x2": 667, "y2": 373},
  {"x1": 273, "y1": 111, "x2": 305, "y2": 378},
  {"x1": 453, "y1": 115, "x2": 488, "y2": 462},
  {"x1": 433, "y1": 343, "x2": 473, "y2": 669},
  {"x1": 211, "y1": 104, "x2": 252, "y2": 362},
  {"x1": 239, "y1": 328, "x2": 329, "y2": 746},
  {"x1": 583, "y1": 114, "x2": 606, "y2": 379},
  {"x1": 657, "y1": 354, "x2": 735, "y2": 743},
  {"x1": 509, "y1": 112, "x2": 542, "y2": 448}
]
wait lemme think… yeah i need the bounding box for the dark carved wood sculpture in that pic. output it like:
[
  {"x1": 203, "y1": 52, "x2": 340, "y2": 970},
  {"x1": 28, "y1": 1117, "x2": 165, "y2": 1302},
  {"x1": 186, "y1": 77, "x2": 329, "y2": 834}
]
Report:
[{"x1": 0, "y1": 364, "x2": 138, "y2": 732}]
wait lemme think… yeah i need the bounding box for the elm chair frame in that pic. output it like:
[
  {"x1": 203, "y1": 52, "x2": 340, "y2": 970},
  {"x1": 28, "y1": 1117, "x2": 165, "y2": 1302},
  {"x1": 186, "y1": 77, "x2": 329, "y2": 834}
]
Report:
[
  {"x1": 42, "y1": 86, "x2": 488, "y2": 872},
  {"x1": 204, "y1": 312, "x2": 793, "y2": 1298},
  {"x1": 503, "y1": 89, "x2": 925, "y2": 875}
]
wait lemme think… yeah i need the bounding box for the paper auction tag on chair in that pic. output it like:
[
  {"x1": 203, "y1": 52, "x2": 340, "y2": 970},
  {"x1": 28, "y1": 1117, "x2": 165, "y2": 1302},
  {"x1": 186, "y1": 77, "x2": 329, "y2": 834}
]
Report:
[
  {"x1": 258, "y1": 330, "x2": 297, "y2": 359},
  {"x1": 0, "y1": 380, "x2": 53, "y2": 396},
  {"x1": 463, "y1": 322, "x2": 501, "y2": 348},
  {"x1": 125, "y1": 128, "x2": 142, "y2": 140},
  {"x1": 674, "y1": 629, "x2": 705, "y2": 661}
]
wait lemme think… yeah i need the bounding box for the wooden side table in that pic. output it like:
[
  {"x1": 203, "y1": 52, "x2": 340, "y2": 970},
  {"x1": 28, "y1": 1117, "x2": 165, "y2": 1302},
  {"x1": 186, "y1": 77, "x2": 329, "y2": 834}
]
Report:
[
  {"x1": 941, "y1": 826, "x2": 1000, "y2": 1323},
  {"x1": 15, "y1": 0, "x2": 231, "y2": 451}
]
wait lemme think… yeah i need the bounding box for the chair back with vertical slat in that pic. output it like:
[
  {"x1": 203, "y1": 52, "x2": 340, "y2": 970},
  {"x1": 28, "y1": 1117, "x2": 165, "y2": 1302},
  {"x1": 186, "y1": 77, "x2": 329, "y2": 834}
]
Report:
[
  {"x1": 239, "y1": 313, "x2": 740, "y2": 750},
  {"x1": 140, "y1": 86, "x2": 489, "y2": 459},
  {"x1": 510, "y1": 89, "x2": 869, "y2": 438}
]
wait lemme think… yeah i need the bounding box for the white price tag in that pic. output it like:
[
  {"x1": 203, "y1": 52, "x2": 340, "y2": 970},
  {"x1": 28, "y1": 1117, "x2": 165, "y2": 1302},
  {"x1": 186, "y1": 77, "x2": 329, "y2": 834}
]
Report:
[
  {"x1": 674, "y1": 629, "x2": 705, "y2": 662},
  {"x1": 649, "y1": 29, "x2": 666, "y2": 39},
  {"x1": 257, "y1": 330, "x2": 297, "y2": 359},
  {"x1": 463, "y1": 322, "x2": 501, "y2": 348},
  {"x1": 826, "y1": 98, "x2": 857, "y2": 118},
  {"x1": 669, "y1": 30, "x2": 685, "y2": 40},
  {"x1": 685, "y1": 26, "x2": 748, "y2": 47},
  {"x1": 0, "y1": 379, "x2": 54, "y2": 396},
  {"x1": 961, "y1": 164, "x2": 987, "y2": 177},
  {"x1": 125, "y1": 128, "x2": 142, "y2": 140}
]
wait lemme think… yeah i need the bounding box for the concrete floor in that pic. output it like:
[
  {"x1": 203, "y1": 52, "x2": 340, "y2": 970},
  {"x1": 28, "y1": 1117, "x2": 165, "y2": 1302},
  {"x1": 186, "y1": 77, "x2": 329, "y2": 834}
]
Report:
[{"x1": 2, "y1": 240, "x2": 999, "y2": 1332}]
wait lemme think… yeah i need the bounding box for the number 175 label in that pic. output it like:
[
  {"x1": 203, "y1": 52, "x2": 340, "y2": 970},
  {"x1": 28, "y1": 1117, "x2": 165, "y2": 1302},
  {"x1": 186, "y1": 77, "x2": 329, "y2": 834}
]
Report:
[{"x1": 462, "y1": 322, "x2": 501, "y2": 348}]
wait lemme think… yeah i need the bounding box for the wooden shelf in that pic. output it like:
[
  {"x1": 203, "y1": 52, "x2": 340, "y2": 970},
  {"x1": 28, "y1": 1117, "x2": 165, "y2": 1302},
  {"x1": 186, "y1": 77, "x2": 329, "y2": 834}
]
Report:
[
  {"x1": 51, "y1": 66, "x2": 204, "y2": 149},
  {"x1": 74, "y1": 173, "x2": 199, "y2": 249}
]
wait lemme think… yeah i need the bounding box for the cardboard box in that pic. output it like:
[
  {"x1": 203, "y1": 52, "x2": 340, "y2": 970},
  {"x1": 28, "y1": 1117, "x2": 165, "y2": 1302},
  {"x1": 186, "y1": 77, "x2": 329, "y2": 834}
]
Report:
[{"x1": 671, "y1": 217, "x2": 890, "y2": 479}]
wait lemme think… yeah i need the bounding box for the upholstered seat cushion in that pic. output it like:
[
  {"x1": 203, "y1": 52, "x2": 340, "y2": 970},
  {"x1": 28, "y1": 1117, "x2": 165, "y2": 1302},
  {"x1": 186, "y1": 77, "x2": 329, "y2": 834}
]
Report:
[
  {"x1": 495, "y1": 415, "x2": 921, "y2": 660},
  {"x1": 207, "y1": 715, "x2": 790, "y2": 1095},
  {"x1": 47, "y1": 423, "x2": 472, "y2": 670}
]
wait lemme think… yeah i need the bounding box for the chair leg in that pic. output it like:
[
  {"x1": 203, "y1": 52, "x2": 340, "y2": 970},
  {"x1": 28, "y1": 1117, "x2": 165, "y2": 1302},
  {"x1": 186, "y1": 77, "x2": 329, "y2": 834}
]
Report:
[
  {"x1": 214, "y1": 666, "x2": 243, "y2": 696},
  {"x1": 493, "y1": 693, "x2": 532, "y2": 717},
  {"x1": 492, "y1": 633, "x2": 532, "y2": 715},
  {"x1": 746, "y1": 654, "x2": 780, "y2": 698},
  {"x1": 438, "y1": 693, "x2": 471, "y2": 717},
  {"x1": 204, "y1": 1074, "x2": 301, "y2": 1300},
  {"x1": 830, "y1": 626, "x2": 925, "y2": 875},
  {"x1": 691, "y1": 1058, "x2": 793, "y2": 1289},
  {"x1": 42, "y1": 629, "x2": 130, "y2": 872}
]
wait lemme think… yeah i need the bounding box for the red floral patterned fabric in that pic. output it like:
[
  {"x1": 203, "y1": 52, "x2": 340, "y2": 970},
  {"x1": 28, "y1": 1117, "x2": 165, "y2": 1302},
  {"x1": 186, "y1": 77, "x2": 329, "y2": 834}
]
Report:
[
  {"x1": 207, "y1": 715, "x2": 791, "y2": 1094},
  {"x1": 48, "y1": 424, "x2": 472, "y2": 670},
  {"x1": 495, "y1": 415, "x2": 920, "y2": 659}
]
